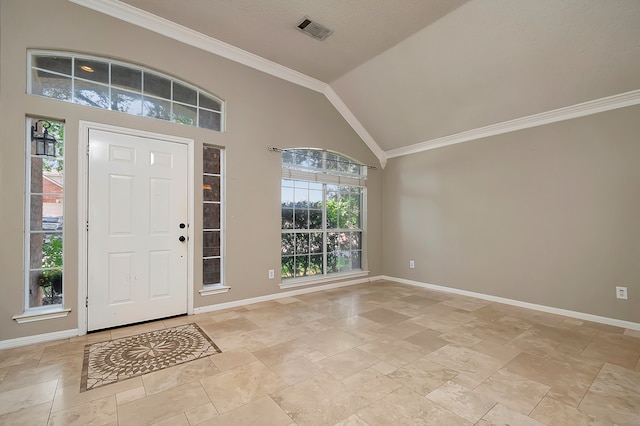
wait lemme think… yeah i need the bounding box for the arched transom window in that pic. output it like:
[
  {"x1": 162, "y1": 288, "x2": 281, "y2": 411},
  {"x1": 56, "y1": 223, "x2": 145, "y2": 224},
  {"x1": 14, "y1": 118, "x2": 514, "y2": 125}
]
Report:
[{"x1": 28, "y1": 50, "x2": 224, "y2": 131}]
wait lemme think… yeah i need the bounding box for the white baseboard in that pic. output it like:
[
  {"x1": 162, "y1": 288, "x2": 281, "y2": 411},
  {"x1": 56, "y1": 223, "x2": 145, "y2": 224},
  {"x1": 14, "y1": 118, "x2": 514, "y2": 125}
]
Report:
[
  {"x1": 0, "y1": 328, "x2": 79, "y2": 350},
  {"x1": 194, "y1": 275, "x2": 384, "y2": 314},
  {"x1": 382, "y1": 276, "x2": 640, "y2": 331}
]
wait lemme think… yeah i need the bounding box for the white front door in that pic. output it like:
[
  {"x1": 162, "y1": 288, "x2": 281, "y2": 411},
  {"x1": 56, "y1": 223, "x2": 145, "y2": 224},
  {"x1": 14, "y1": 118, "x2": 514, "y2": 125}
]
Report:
[{"x1": 87, "y1": 129, "x2": 189, "y2": 331}]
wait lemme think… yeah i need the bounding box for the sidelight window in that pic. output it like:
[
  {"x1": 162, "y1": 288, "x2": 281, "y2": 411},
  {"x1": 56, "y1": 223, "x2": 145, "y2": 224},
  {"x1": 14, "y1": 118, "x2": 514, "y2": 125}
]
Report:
[{"x1": 25, "y1": 118, "x2": 65, "y2": 309}]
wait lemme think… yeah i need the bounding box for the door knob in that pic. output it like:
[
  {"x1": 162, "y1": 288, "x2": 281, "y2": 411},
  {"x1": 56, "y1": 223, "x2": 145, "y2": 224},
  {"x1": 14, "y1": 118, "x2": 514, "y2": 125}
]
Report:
[{"x1": 179, "y1": 236, "x2": 186, "y2": 242}]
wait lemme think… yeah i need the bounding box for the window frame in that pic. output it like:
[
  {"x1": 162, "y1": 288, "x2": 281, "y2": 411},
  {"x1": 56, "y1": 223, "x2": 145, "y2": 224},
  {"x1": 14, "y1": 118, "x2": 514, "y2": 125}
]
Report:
[
  {"x1": 27, "y1": 50, "x2": 225, "y2": 132},
  {"x1": 24, "y1": 118, "x2": 65, "y2": 312},
  {"x1": 280, "y1": 149, "x2": 368, "y2": 285},
  {"x1": 201, "y1": 145, "x2": 228, "y2": 295}
]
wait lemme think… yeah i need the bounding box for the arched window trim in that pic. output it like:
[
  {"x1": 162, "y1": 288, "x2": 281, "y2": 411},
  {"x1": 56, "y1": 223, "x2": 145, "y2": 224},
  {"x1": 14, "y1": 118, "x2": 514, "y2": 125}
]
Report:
[
  {"x1": 27, "y1": 50, "x2": 225, "y2": 132},
  {"x1": 281, "y1": 148, "x2": 368, "y2": 187}
]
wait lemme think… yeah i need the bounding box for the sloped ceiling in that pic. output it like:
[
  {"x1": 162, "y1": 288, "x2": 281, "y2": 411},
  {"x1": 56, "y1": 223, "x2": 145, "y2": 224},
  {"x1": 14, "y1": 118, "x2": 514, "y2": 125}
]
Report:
[
  {"x1": 119, "y1": 0, "x2": 471, "y2": 83},
  {"x1": 75, "y1": 0, "x2": 640, "y2": 162}
]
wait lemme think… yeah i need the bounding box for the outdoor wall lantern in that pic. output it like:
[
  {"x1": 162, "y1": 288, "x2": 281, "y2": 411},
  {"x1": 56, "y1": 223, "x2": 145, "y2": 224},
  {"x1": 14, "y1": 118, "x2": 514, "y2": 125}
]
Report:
[{"x1": 32, "y1": 120, "x2": 57, "y2": 157}]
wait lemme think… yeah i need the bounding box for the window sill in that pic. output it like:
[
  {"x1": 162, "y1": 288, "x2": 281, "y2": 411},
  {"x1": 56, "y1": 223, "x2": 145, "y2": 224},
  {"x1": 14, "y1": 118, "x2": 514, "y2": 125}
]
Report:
[
  {"x1": 13, "y1": 307, "x2": 72, "y2": 324},
  {"x1": 199, "y1": 284, "x2": 231, "y2": 296},
  {"x1": 279, "y1": 270, "x2": 370, "y2": 290}
]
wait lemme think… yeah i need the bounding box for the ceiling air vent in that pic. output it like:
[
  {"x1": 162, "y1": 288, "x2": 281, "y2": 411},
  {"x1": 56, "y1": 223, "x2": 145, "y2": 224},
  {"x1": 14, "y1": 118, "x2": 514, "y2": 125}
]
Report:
[{"x1": 297, "y1": 17, "x2": 333, "y2": 41}]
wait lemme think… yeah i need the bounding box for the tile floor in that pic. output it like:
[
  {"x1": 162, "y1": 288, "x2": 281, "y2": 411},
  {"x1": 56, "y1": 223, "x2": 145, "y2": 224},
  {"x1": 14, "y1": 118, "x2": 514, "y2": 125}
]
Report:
[{"x1": 1, "y1": 280, "x2": 639, "y2": 425}]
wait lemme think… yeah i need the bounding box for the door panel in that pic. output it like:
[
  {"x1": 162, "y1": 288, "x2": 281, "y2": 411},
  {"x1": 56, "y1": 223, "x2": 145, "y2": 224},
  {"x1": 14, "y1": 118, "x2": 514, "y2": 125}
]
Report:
[{"x1": 88, "y1": 129, "x2": 188, "y2": 331}]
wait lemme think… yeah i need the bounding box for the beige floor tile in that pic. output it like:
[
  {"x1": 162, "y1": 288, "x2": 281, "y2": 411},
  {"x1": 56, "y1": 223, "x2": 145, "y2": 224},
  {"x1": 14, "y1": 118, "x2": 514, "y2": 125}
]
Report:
[
  {"x1": 300, "y1": 329, "x2": 366, "y2": 357},
  {"x1": 0, "y1": 359, "x2": 81, "y2": 392},
  {"x1": 326, "y1": 315, "x2": 378, "y2": 331},
  {"x1": 115, "y1": 386, "x2": 146, "y2": 405},
  {"x1": 578, "y1": 363, "x2": 640, "y2": 425},
  {"x1": 334, "y1": 414, "x2": 371, "y2": 426},
  {"x1": 52, "y1": 376, "x2": 142, "y2": 413},
  {"x1": 504, "y1": 352, "x2": 598, "y2": 407},
  {"x1": 200, "y1": 316, "x2": 261, "y2": 339},
  {"x1": 470, "y1": 304, "x2": 513, "y2": 322},
  {"x1": 200, "y1": 360, "x2": 287, "y2": 413},
  {"x1": 403, "y1": 328, "x2": 450, "y2": 353},
  {"x1": 48, "y1": 395, "x2": 116, "y2": 426},
  {"x1": 477, "y1": 403, "x2": 546, "y2": 426},
  {"x1": 210, "y1": 347, "x2": 256, "y2": 371},
  {"x1": 0, "y1": 378, "x2": 57, "y2": 416},
  {"x1": 270, "y1": 356, "x2": 323, "y2": 385},
  {"x1": 271, "y1": 372, "x2": 370, "y2": 425},
  {"x1": 141, "y1": 357, "x2": 220, "y2": 395},
  {"x1": 388, "y1": 356, "x2": 458, "y2": 395},
  {"x1": 581, "y1": 332, "x2": 640, "y2": 369},
  {"x1": 623, "y1": 329, "x2": 640, "y2": 339},
  {"x1": 185, "y1": 402, "x2": 219, "y2": 424},
  {"x1": 117, "y1": 381, "x2": 210, "y2": 426},
  {"x1": 508, "y1": 310, "x2": 566, "y2": 328},
  {"x1": 438, "y1": 328, "x2": 484, "y2": 346},
  {"x1": 358, "y1": 308, "x2": 412, "y2": 325},
  {"x1": 423, "y1": 345, "x2": 506, "y2": 383},
  {"x1": 397, "y1": 294, "x2": 441, "y2": 307},
  {"x1": 37, "y1": 341, "x2": 87, "y2": 368},
  {"x1": 375, "y1": 320, "x2": 426, "y2": 339},
  {"x1": 426, "y1": 380, "x2": 497, "y2": 423},
  {"x1": 198, "y1": 396, "x2": 292, "y2": 426},
  {"x1": 472, "y1": 337, "x2": 522, "y2": 363},
  {"x1": 497, "y1": 315, "x2": 534, "y2": 330},
  {"x1": 0, "y1": 345, "x2": 45, "y2": 369},
  {"x1": 506, "y1": 328, "x2": 562, "y2": 357},
  {"x1": 356, "y1": 387, "x2": 472, "y2": 425},
  {"x1": 343, "y1": 324, "x2": 388, "y2": 344},
  {"x1": 531, "y1": 396, "x2": 612, "y2": 425},
  {"x1": 150, "y1": 413, "x2": 190, "y2": 426},
  {"x1": 410, "y1": 309, "x2": 475, "y2": 333},
  {"x1": 252, "y1": 339, "x2": 315, "y2": 367},
  {"x1": 212, "y1": 331, "x2": 268, "y2": 352},
  {"x1": 0, "y1": 400, "x2": 51, "y2": 426},
  {"x1": 248, "y1": 323, "x2": 311, "y2": 347},
  {"x1": 371, "y1": 361, "x2": 396, "y2": 375},
  {"x1": 466, "y1": 318, "x2": 529, "y2": 341},
  {"x1": 316, "y1": 347, "x2": 381, "y2": 380},
  {"x1": 474, "y1": 369, "x2": 550, "y2": 415},
  {"x1": 342, "y1": 367, "x2": 402, "y2": 403},
  {"x1": 441, "y1": 297, "x2": 490, "y2": 312},
  {"x1": 2, "y1": 281, "x2": 639, "y2": 426},
  {"x1": 358, "y1": 336, "x2": 425, "y2": 367}
]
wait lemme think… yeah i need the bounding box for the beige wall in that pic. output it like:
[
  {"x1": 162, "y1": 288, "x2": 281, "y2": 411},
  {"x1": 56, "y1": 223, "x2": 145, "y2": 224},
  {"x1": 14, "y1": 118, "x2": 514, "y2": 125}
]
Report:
[
  {"x1": 382, "y1": 105, "x2": 640, "y2": 323},
  {"x1": 0, "y1": 0, "x2": 382, "y2": 341}
]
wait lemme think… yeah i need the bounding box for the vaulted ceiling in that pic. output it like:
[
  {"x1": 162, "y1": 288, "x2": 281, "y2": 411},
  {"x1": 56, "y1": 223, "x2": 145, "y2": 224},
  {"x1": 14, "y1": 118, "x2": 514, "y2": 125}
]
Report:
[{"x1": 73, "y1": 0, "x2": 640, "y2": 165}]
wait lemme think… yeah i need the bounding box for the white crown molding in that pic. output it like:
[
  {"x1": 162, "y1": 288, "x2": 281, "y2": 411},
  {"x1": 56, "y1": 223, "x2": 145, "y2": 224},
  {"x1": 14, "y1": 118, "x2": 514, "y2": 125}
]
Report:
[
  {"x1": 68, "y1": 0, "x2": 326, "y2": 93},
  {"x1": 323, "y1": 86, "x2": 387, "y2": 168},
  {"x1": 381, "y1": 276, "x2": 640, "y2": 331},
  {"x1": 386, "y1": 89, "x2": 640, "y2": 159},
  {"x1": 68, "y1": 0, "x2": 387, "y2": 166}
]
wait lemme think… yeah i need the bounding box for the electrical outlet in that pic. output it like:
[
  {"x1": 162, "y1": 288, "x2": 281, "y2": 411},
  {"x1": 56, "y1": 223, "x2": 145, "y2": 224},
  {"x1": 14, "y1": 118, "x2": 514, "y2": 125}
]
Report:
[
  {"x1": 616, "y1": 286, "x2": 628, "y2": 300},
  {"x1": 409, "y1": 260, "x2": 415, "y2": 269},
  {"x1": 268, "y1": 269, "x2": 275, "y2": 279}
]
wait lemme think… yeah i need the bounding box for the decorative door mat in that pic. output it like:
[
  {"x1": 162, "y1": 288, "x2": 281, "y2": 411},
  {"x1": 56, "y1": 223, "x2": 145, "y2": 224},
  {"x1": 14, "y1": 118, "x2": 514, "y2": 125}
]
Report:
[{"x1": 80, "y1": 323, "x2": 221, "y2": 392}]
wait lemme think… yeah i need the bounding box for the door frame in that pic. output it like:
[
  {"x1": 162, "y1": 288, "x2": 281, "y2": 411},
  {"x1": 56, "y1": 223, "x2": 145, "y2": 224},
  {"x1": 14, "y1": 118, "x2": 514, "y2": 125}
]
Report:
[{"x1": 77, "y1": 121, "x2": 195, "y2": 335}]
